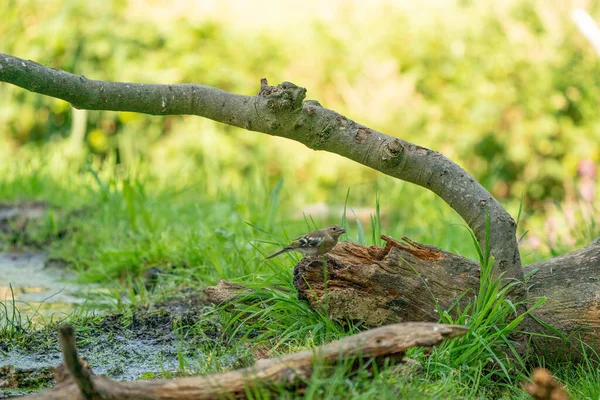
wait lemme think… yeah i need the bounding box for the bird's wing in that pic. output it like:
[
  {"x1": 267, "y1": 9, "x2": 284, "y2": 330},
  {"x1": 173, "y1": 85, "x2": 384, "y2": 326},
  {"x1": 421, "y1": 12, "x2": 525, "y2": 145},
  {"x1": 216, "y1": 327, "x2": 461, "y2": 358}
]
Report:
[{"x1": 292, "y1": 234, "x2": 325, "y2": 249}]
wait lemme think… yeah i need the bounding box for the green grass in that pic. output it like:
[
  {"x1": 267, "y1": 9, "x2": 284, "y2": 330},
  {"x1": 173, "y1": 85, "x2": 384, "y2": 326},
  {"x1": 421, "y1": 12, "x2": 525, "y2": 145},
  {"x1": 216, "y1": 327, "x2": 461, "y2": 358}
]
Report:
[
  {"x1": 0, "y1": 284, "x2": 34, "y2": 339},
  {"x1": 2, "y1": 1, "x2": 600, "y2": 395},
  {"x1": 0, "y1": 138, "x2": 596, "y2": 399}
]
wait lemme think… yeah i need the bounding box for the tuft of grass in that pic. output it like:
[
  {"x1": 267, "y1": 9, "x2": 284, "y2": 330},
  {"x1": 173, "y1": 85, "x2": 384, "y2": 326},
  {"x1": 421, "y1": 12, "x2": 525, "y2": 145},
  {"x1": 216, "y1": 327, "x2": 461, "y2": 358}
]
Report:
[
  {"x1": 0, "y1": 284, "x2": 82, "y2": 340},
  {"x1": 562, "y1": 345, "x2": 600, "y2": 399},
  {"x1": 0, "y1": 284, "x2": 33, "y2": 338},
  {"x1": 220, "y1": 277, "x2": 355, "y2": 354},
  {"x1": 370, "y1": 192, "x2": 382, "y2": 247},
  {"x1": 416, "y1": 213, "x2": 547, "y2": 396}
]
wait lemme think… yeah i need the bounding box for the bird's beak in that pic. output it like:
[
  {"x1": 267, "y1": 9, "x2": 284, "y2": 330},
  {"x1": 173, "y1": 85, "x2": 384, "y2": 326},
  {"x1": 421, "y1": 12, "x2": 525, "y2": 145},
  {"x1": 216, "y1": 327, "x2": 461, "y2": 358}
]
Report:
[{"x1": 340, "y1": 228, "x2": 346, "y2": 234}]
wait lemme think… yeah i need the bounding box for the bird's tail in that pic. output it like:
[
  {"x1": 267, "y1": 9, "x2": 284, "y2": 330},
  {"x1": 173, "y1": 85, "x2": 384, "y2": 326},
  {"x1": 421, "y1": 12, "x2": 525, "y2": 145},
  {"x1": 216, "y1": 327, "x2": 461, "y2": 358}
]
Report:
[{"x1": 265, "y1": 246, "x2": 292, "y2": 260}]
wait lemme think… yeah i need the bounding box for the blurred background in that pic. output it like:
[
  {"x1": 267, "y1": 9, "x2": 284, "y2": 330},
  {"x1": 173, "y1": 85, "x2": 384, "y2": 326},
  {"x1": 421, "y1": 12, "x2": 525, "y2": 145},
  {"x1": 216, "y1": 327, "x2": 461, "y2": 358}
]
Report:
[{"x1": 0, "y1": 0, "x2": 598, "y2": 265}]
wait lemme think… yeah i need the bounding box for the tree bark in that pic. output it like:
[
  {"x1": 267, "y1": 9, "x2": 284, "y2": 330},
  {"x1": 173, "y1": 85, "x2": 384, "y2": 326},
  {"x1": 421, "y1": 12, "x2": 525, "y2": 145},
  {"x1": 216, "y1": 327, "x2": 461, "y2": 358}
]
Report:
[
  {"x1": 0, "y1": 53, "x2": 522, "y2": 289},
  {"x1": 293, "y1": 236, "x2": 480, "y2": 326},
  {"x1": 291, "y1": 236, "x2": 600, "y2": 357},
  {"x1": 20, "y1": 322, "x2": 468, "y2": 400},
  {"x1": 525, "y1": 237, "x2": 600, "y2": 355}
]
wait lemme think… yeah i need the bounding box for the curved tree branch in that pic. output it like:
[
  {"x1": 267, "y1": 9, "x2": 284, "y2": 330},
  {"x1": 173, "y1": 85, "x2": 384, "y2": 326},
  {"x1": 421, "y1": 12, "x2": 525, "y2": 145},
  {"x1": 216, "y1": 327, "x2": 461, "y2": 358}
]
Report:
[{"x1": 0, "y1": 53, "x2": 523, "y2": 288}]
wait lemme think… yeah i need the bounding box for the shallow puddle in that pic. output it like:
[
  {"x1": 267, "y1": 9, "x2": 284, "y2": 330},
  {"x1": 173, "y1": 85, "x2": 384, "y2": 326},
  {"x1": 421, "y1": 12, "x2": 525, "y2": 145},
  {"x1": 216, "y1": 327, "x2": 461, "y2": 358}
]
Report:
[
  {"x1": 0, "y1": 252, "x2": 107, "y2": 326},
  {"x1": 0, "y1": 290, "x2": 237, "y2": 398}
]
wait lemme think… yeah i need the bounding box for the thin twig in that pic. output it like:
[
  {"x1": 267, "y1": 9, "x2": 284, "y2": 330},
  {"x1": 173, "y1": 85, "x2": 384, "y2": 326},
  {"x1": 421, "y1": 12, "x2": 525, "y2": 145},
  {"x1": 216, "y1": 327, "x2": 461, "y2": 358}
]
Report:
[{"x1": 58, "y1": 325, "x2": 98, "y2": 399}]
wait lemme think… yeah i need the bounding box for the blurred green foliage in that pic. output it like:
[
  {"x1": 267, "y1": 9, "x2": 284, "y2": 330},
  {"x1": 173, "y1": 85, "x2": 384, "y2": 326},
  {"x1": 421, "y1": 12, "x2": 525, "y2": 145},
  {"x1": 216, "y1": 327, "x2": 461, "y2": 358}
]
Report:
[
  {"x1": 1, "y1": 0, "x2": 599, "y2": 207},
  {"x1": 1, "y1": 5, "x2": 599, "y2": 396}
]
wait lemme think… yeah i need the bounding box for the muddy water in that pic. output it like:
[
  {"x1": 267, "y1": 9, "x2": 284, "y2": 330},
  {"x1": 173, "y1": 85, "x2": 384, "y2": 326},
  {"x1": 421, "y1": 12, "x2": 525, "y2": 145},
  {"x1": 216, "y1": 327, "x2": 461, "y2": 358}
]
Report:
[
  {"x1": 0, "y1": 253, "x2": 236, "y2": 398},
  {"x1": 0, "y1": 296, "x2": 237, "y2": 398},
  {"x1": 0, "y1": 252, "x2": 99, "y2": 323}
]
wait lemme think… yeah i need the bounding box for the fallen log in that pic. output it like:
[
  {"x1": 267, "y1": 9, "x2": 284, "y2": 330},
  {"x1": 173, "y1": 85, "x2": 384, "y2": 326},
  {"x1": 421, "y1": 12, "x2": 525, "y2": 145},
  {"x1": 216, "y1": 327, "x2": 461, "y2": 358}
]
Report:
[
  {"x1": 20, "y1": 322, "x2": 468, "y2": 400},
  {"x1": 291, "y1": 236, "x2": 600, "y2": 357},
  {"x1": 525, "y1": 237, "x2": 600, "y2": 356}
]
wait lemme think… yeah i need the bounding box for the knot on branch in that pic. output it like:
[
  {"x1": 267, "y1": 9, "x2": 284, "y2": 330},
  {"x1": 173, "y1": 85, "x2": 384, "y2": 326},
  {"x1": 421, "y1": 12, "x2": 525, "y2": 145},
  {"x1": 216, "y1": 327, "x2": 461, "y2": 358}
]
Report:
[
  {"x1": 258, "y1": 78, "x2": 306, "y2": 111},
  {"x1": 355, "y1": 127, "x2": 373, "y2": 144},
  {"x1": 380, "y1": 138, "x2": 405, "y2": 163}
]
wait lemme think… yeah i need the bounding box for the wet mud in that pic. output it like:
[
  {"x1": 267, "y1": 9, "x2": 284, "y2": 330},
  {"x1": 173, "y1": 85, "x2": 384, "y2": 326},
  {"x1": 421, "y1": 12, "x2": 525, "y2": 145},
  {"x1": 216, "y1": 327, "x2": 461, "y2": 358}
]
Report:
[{"x1": 1, "y1": 294, "x2": 239, "y2": 398}]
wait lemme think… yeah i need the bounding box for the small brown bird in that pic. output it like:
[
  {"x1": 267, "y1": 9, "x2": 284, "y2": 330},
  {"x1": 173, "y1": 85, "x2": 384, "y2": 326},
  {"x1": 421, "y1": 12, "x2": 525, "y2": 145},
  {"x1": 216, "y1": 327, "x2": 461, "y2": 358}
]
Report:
[{"x1": 265, "y1": 225, "x2": 346, "y2": 259}]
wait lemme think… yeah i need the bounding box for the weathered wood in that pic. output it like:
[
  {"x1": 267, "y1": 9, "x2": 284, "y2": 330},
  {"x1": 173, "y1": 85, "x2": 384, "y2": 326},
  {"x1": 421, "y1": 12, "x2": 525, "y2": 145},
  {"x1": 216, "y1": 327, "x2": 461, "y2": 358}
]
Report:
[
  {"x1": 202, "y1": 280, "x2": 291, "y2": 305},
  {"x1": 524, "y1": 238, "x2": 600, "y2": 355},
  {"x1": 293, "y1": 236, "x2": 480, "y2": 326},
  {"x1": 291, "y1": 236, "x2": 600, "y2": 355},
  {"x1": 202, "y1": 280, "x2": 251, "y2": 304},
  {"x1": 57, "y1": 326, "x2": 98, "y2": 399},
  {"x1": 20, "y1": 322, "x2": 467, "y2": 400}
]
